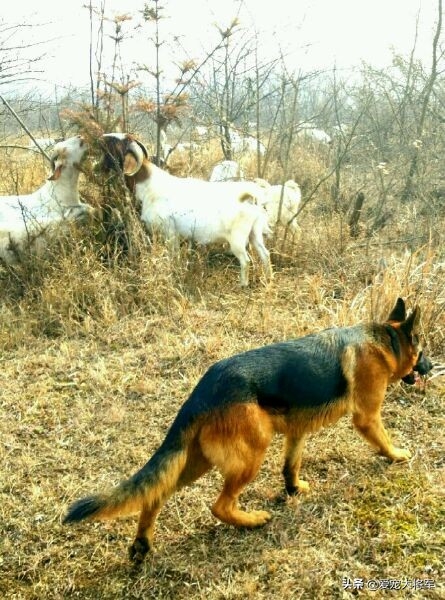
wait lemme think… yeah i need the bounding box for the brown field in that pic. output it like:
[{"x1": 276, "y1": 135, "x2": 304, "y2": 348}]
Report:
[{"x1": 0, "y1": 145, "x2": 444, "y2": 599}]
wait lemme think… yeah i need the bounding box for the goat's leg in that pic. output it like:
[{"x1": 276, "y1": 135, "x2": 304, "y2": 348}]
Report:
[
  {"x1": 228, "y1": 238, "x2": 251, "y2": 286},
  {"x1": 249, "y1": 226, "x2": 272, "y2": 281},
  {"x1": 160, "y1": 222, "x2": 180, "y2": 257}
]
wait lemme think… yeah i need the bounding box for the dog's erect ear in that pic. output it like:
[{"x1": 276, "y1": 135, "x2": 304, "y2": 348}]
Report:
[
  {"x1": 387, "y1": 297, "x2": 406, "y2": 322},
  {"x1": 401, "y1": 306, "x2": 421, "y2": 337}
]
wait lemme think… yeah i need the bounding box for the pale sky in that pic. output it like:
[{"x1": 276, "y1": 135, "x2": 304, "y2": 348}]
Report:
[{"x1": 1, "y1": 0, "x2": 442, "y2": 94}]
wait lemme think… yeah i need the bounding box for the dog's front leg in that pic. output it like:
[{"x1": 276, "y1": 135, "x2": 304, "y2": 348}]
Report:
[
  {"x1": 352, "y1": 410, "x2": 411, "y2": 461},
  {"x1": 282, "y1": 434, "x2": 310, "y2": 494}
]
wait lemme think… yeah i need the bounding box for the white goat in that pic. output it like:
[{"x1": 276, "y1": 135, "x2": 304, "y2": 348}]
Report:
[
  {"x1": 297, "y1": 125, "x2": 332, "y2": 145},
  {"x1": 207, "y1": 162, "x2": 302, "y2": 234},
  {"x1": 209, "y1": 160, "x2": 244, "y2": 182},
  {"x1": 0, "y1": 135, "x2": 92, "y2": 263},
  {"x1": 229, "y1": 129, "x2": 266, "y2": 155},
  {"x1": 254, "y1": 178, "x2": 302, "y2": 234},
  {"x1": 100, "y1": 133, "x2": 272, "y2": 286},
  {"x1": 195, "y1": 126, "x2": 209, "y2": 138}
]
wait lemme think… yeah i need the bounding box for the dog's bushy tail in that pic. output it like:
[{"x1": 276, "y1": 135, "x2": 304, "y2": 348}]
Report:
[
  {"x1": 63, "y1": 360, "x2": 241, "y2": 525},
  {"x1": 63, "y1": 440, "x2": 188, "y2": 524}
]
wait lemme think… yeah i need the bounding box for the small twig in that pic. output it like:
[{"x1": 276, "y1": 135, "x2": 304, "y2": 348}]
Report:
[
  {"x1": 0, "y1": 93, "x2": 52, "y2": 162},
  {"x1": 428, "y1": 368, "x2": 445, "y2": 381},
  {"x1": 353, "y1": 236, "x2": 425, "y2": 248},
  {"x1": 0, "y1": 144, "x2": 45, "y2": 153}
]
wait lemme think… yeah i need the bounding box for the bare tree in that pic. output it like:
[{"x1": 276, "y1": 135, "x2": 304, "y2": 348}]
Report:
[
  {"x1": 0, "y1": 19, "x2": 59, "y2": 154},
  {"x1": 401, "y1": 0, "x2": 443, "y2": 202},
  {"x1": 136, "y1": 0, "x2": 236, "y2": 163},
  {"x1": 189, "y1": 21, "x2": 280, "y2": 165},
  {"x1": 0, "y1": 20, "x2": 47, "y2": 88}
]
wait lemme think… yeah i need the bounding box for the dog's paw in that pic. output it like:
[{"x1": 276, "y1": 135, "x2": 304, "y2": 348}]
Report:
[
  {"x1": 296, "y1": 479, "x2": 310, "y2": 493},
  {"x1": 128, "y1": 537, "x2": 150, "y2": 563},
  {"x1": 249, "y1": 510, "x2": 272, "y2": 526},
  {"x1": 390, "y1": 447, "x2": 412, "y2": 462},
  {"x1": 286, "y1": 479, "x2": 310, "y2": 495}
]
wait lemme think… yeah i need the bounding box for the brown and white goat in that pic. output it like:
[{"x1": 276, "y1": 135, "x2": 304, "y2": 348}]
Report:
[
  {"x1": 99, "y1": 133, "x2": 272, "y2": 286},
  {"x1": 0, "y1": 136, "x2": 92, "y2": 263}
]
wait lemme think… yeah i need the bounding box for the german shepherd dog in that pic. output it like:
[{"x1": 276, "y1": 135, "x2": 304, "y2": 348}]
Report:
[{"x1": 63, "y1": 298, "x2": 432, "y2": 562}]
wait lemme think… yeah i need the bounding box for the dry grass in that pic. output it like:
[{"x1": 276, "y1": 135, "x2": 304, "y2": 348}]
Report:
[{"x1": 0, "y1": 145, "x2": 444, "y2": 599}]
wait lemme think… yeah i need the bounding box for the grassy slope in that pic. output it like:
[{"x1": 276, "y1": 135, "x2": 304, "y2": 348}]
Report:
[{"x1": 0, "y1": 148, "x2": 443, "y2": 599}]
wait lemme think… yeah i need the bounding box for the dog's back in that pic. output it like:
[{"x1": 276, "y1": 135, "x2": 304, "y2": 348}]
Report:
[
  {"x1": 63, "y1": 299, "x2": 430, "y2": 563},
  {"x1": 183, "y1": 325, "x2": 369, "y2": 415}
]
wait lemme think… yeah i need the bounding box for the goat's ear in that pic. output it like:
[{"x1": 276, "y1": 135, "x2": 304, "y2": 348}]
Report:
[
  {"x1": 123, "y1": 153, "x2": 140, "y2": 176},
  {"x1": 48, "y1": 165, "x2": 63, "y2": 181},
  {"x1": 123, "y1": 139, "x2": 146, "y2": 175},
  {"x1": 386, "y1": 297, "x2": 406, "y2": 322}
]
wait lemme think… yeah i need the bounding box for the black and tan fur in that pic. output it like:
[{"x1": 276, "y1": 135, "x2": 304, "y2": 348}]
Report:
[{"x1": 63, "y1": 298, "x2": 432, "y2": 562}]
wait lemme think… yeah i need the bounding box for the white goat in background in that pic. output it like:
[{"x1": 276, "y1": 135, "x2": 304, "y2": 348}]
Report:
[
  {"x1": 229, "y1": 128, "x2": 266, "y2": 155},
  {"x1": 100, "y1": 133, "x2": 272, "y2": 286},
  {"x1": 209, "y1": 160, "x2": 244, "y2": 182},
  {"x1": 254, "y1": 178, "x2": 302, "y2": 234},
  {"x1": 0, "y1": 135, "x2": 92, "y2": 263},
  {"x1": 297, "y1": 125, "x2": 332, "y2": 145},
  {"x1": 207, "y1": 160, "x2": 302, "y2": 235}
]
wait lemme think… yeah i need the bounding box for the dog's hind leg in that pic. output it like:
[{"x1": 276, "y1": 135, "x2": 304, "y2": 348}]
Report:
[
  {"x1": 200, "y1": 403, "x2": 273, "y2": 527},
  {"x1": 129, "y1": 501, "x2": 164, "y2": 563},
  {"x1": 211, "y1": 467, "x2": 271, "y2": 527},
  {"x1": 353, "y1": 404, "x2": 411, "y2": 462},
  {"x1": 282, "y1": 433, "x2": 310, "y2": 494},
  {"x1": 129, "y1": 443, "x2": 211, "y2": 563}
]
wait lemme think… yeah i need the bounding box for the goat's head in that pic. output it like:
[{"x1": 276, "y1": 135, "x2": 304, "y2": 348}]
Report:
[
  {"x1": 48, "y1": 135, "x2": 88, "y2": 181},
  {"x1": 98, "y1": 133, "x2": 149, "y2": 177}
]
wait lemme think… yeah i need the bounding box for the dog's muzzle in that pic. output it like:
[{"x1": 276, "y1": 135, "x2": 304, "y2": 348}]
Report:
[{"x1": 402, "y1": 351, "x2": 433, "y2": 384}]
